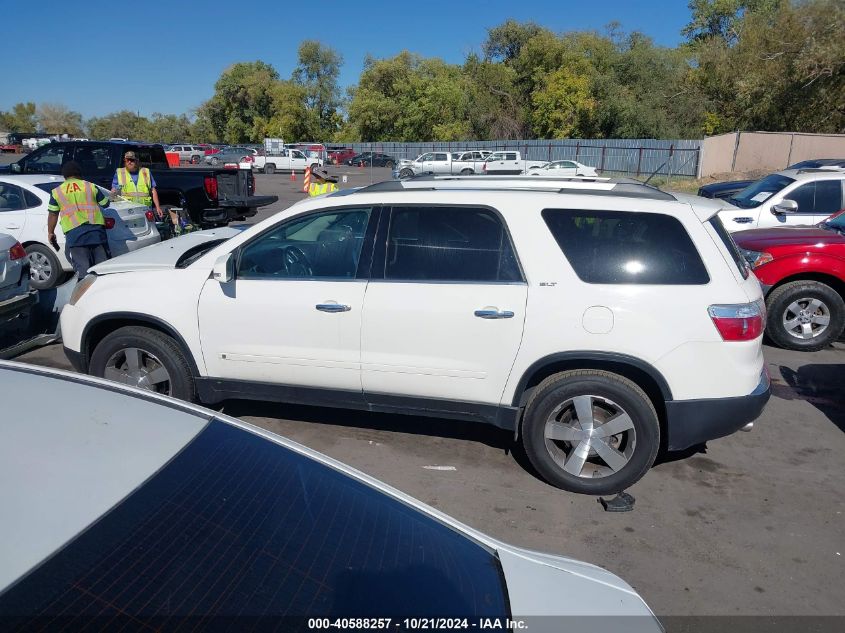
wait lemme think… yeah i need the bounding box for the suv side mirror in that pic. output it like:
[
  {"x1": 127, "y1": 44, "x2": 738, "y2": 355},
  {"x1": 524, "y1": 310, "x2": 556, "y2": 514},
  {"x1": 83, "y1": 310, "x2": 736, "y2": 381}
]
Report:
[
  {"x1": 772, "y1": 199, "x2": 799, "y2": 215},
  {"x1": 212, "y1": 253, "x2": 234, "y2": 283},
  {"x1": 11, "y1": 162, "x2": 21, "y2": 173}
]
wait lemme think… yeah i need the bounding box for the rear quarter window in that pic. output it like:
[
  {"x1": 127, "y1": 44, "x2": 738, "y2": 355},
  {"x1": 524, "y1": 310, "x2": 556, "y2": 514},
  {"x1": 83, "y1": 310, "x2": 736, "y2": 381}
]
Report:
[{"x1": 542, "y1": 209, "x2": 710, "y2": 285}]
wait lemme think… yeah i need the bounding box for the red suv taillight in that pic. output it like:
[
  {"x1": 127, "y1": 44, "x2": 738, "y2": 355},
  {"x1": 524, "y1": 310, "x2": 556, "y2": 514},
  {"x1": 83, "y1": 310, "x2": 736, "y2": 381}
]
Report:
[
  {"x1": 9, "y1": 242, "x2": 26, "y2": 260},
  {"x1": 708, "y1": 301, "x2": 765, "y2": 341},
  {"x1": 104, "y1": 217, "x2": 115, "y2": 229},
  {"x1": 145, "y1": 210, "x2": 155, "y2": 221},
  {"x1": 204, "y1": 175, "x2": 218, "y2": 200}
]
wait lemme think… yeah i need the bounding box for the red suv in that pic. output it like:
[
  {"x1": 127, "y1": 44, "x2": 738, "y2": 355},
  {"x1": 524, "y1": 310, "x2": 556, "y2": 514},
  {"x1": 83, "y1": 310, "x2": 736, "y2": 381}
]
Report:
[
  {"x1": 733, "y1": 209, "x2": 845, "y2": 351},
  {"x1": 327, "y1": 148, "x2": 356, "y2": 165}
]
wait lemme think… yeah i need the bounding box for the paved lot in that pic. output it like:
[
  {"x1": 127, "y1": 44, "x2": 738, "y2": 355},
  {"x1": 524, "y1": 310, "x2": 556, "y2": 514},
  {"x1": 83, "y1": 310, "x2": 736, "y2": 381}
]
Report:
[{"x1": 6, "y1": 153, "x2": 845, "y2": 618}]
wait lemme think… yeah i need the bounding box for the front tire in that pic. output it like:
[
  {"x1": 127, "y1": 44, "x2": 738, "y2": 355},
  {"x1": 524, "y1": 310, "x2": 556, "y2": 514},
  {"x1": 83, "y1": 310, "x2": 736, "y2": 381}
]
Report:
[
  {"x1": 384, "y1": 160, "x2": 395, "y2": 169},
  {"x1": 26, "y1": 243, "x2": 63, "y2": 289},
  {"x1": 521, "y1": 370, "x2": 660, "y2": 495},
  {"x1": 89, "y1": 326, "x2": 196, "y2": 401},
  {"x1": 210, "y1": 156, "x2": 220, "y2": 165},
  {"x1": 765, "y1": 280, "x2": 845, "y2": 351},
  {"x1": 399, "y1": 168, "x2": 414, "y2": 179}
]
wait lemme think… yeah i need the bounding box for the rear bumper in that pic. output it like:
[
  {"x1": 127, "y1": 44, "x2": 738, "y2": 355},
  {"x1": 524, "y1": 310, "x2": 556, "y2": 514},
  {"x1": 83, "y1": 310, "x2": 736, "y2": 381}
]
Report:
[
  {"x1": 201, "y1": 195, "x2": 277, "y2": 223},
  {"x1": 665, "y1": 369, "x2": 770, "y2": 450}
]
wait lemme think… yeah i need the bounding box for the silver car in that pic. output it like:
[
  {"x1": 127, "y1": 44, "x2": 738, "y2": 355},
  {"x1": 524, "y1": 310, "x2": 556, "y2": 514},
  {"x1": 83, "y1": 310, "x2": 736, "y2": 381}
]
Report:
[
  {"x1": 166, "y1": 144, "x2": 205, "y2": 164},
  {"x1": 0, "y1": 234, "x2": 37, "y2": 352},
  {"x1": 0, "y1": 361, "x2": 660, "y2": 630}
]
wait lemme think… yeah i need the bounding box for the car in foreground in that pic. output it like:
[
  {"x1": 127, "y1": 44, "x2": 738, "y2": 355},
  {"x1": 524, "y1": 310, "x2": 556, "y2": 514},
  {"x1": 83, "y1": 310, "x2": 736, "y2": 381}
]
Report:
[
  {"x1": 528, "y1": 160, "x2": 598, "y2": 177},
  {"x1": 0, "y1": 174, "x2": 161, "y2": 289},
  {"x1": 718, "y1": 168, "x2": 845, "y2": 232},
  {"x1": 347, "y1": 152, "x2": 396, "y2": 168},
  {"x1": 0, "y1": 235, "x2": 37, "y2": 352},
  {"x1": 733, "y1": 208, "x2": 845, "y2": 351},
  {"x1": 0, "y1": 360, "x2": 660, "y2": 628},
  {"x1": 60, "y1": 176, "x2": 770, "y2": 495}
]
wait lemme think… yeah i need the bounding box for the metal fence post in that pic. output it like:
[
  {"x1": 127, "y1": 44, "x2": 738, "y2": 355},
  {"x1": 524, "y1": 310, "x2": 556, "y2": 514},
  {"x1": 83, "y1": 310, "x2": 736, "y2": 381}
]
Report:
[
  {"x1": 636, "y1": 148, "x2": 643, "y2": 177},
  {"x1": 599, "y1": 146, "x2": 606, "y2": 173}
]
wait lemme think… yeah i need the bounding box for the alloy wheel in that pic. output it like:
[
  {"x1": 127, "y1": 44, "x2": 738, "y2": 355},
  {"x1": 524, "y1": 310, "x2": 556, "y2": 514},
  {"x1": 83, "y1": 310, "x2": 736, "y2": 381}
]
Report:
[
  {"x1": 103, "y1": 347, "x2": 173, "y2": 395},
  {"x1": 543, "y1": 394, "x2": 636, "y2": 479},
  {"x1": 782, "y1": 297, "x2": 831, "y2": 340},
  {"x1": 28, "y1": 252, "x2": 53, "y2": 283}
]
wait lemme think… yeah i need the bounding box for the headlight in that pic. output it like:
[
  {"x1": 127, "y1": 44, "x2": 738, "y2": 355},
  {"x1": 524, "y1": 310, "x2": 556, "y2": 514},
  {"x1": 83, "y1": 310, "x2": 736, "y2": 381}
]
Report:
[
  {"x1": 739, "y1": 249, "x2": 773, "y2": 269},
  {"x1": 69, "y1": 275, "x2": 97, "y2": 306}
]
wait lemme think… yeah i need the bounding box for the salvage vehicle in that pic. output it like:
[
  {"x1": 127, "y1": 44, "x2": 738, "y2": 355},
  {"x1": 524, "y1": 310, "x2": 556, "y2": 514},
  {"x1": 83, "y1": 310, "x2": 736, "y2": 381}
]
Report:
[
  {"x1": 0, "y1": 141, "x2": 277, "y2": 229},
  {"x1": 0, "y1": 174, "x2": 161, "y2": 289},
  {"x1": 61, "y1": 175, "x2": 770, "y2": 495},
  {"x1": 0, "y1": 360, "x2": 660, "y2": 628},
  {"x1": 734, "y1": 208, "x2": 845, "y2": 351},
  {"x1": 698, "y1": 160, "x2": 845, "y2": 200},
  {"x1": 482, "y1": 151, "x2": 548, "y2": 175},
  {"x1": 528, "y1": 160, "x2": 598, "y2": 177},
  {"x1": 718, "y1": 168, "x2": 845, "y2": 231},
  {"x1": 0, "y1": 235, "x2": 37, "y2": 352},
  {"x1": 252, "y1": 147, "x2": 322, "y2": 174},
  {"x1": 398, "y1": 150, "x2": 492, "y2": 178},
  {"x1": 346, "y1": 152, "x2": 396, "y2": 168}
]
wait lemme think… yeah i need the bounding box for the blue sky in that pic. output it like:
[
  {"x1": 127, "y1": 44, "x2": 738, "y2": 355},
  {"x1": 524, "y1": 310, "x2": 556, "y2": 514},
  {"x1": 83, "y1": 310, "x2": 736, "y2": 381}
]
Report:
[{"x1": 0, "y1": 0, "x2": 693, "y2": 119}]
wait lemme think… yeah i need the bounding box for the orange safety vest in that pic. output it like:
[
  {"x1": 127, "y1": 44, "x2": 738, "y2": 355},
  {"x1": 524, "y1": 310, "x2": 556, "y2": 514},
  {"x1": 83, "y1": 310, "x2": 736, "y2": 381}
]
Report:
[{"x1": 52, "y1": 178, "x2": 105, "y2": 233}]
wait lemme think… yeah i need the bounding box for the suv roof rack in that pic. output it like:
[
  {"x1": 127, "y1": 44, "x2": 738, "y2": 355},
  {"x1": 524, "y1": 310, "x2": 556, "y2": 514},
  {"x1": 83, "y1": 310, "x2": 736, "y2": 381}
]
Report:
[
  {"x1": 795, "y1": 167, "x2": 845, "y2": 175},
  {"x1": 356, "y1": 175, "x2": 676, "y2": 201}
]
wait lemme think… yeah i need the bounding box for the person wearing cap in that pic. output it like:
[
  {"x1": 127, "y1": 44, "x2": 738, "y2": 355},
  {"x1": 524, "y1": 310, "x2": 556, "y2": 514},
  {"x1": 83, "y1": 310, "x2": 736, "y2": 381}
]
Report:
[
  {"x1": 308, "y1": 166, "x2": 338, "y2": 197},
  {"x1": 111, "y1": 151, "x2": 163, "y2": 219},
  {"x1": 47, "y1": 160, "x2": 111, "y2": 280}
]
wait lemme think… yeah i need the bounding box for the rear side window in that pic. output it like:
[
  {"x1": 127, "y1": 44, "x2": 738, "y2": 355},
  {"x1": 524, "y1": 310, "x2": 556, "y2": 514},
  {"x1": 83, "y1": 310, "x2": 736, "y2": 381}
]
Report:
[
  {"x1": 542, "y1": 209, "x2": 710, "y2": 285},
  {"x1": 709, "y1": 215, "x2": 750, "y2": 279},
  {"x1": 385, "y1": 206, "x2": 522, "y2": 283}
]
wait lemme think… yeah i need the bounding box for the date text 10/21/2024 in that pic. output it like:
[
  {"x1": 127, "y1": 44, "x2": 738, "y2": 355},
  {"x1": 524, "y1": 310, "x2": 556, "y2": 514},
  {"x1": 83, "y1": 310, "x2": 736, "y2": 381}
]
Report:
[{"x1": 307, "y1": 618, "x2": 529, "y2": 630}]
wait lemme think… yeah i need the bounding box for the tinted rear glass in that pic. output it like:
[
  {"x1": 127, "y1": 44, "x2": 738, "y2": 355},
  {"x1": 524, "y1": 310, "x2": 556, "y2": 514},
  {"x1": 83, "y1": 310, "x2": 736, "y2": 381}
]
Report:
[
  {"x1": 542, "y1": 209, "x2": 710, "y2": 285},
  {"x1": 709, "y1": 215, "x2": 750, "y2": 279},
  {"x1": 0, "y1": 420, "x2": 509, "y2": 623}
]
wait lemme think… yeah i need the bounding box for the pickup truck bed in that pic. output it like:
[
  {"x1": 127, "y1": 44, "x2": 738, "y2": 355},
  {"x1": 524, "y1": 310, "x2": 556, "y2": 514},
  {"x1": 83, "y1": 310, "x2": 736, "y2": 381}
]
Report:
[{"x1": 1, "y1": 141, "x2": 277, "y2": 228}]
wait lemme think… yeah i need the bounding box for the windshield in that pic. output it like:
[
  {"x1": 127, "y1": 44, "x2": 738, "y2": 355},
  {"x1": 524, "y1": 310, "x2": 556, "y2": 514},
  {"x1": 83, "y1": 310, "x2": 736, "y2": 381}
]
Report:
[
  {"x1": 823, "y1": 212, "x2": 845, "y2": 231},
  {"x1": 729, "y1": 174, "x2": 795, "y2": 209}
]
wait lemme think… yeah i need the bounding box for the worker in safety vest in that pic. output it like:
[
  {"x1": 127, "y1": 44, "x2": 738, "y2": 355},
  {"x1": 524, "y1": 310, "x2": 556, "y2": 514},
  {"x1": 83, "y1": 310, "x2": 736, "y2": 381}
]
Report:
[
  {"x1": 308, "y1": 166, "x2": 338, "y2": 196},
  {"x1": 47, "y1": 161, "x2": 111, "y2": 280},
  {"x1": 111, "y1": 150, "x2": 163, "y2": 219}
]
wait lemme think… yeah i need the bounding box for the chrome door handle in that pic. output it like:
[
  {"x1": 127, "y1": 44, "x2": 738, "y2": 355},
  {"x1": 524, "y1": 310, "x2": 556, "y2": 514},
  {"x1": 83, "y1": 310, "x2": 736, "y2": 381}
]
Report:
[
  {"x1": 4, "y1": 224, "x2": 21, "y2": 229},
  {"x1": 316, "y1": 303, "x2": 351, "y2": 313},
  {"x1": 474, "y1": 309, "x2": 514, "y2": 319},
  {"x1": 732, "y1": 217, "x2": 753, "y2": 224}
]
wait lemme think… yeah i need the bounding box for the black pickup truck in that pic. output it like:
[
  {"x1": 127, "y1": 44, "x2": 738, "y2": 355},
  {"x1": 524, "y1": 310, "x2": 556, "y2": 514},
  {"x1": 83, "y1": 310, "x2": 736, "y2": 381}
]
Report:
[{"x1": 0, "y1": 141, "x2": 277, "y2": 227}]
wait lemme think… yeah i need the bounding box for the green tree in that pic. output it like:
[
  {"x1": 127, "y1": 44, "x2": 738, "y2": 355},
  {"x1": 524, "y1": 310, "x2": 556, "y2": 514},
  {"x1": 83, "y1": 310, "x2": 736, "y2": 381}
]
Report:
[
  {"x1": 483, "y1": 20, "x2": 545, "y2": 62},
  {"x1": 531, "y1": 69, "x2": 595, "y2": 138},
  {"x1": 144, "y1": 113, "x2": 194, "y2": 144},
  {"x1": 197, "y1": 61, "x2": 280, "y2": 144},
  {"x1": 292, "y1": 41, "x2": 343, "y2": 140},
  {"x1": 86, "y1": 111, "x2": 149, "y2": 140},
  {"x1": 0, "y1": 102, "x2": 37, "y2": 132},
  {"x1": 36, "y1": 103, "x2": 84, "y2": 136}
]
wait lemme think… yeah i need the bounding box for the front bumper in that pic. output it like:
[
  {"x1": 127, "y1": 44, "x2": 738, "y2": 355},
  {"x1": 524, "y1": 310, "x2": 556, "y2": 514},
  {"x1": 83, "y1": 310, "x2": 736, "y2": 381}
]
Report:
[{"x1": 664, "y1": 369, "x2": 771, "y2": 450}]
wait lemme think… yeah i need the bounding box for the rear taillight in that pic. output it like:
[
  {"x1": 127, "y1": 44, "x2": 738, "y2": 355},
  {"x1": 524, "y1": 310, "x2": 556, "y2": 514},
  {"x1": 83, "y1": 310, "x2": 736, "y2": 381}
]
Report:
[
  {"x1": 145, "y1": 210, "x2": 155, "y2": 221},
  {"x1": 242, "y1": 155, "x2": 253, "y2": 163},
  {"x1": 104, "y1": 217, "x2": 115, "y2": 229},
  {"x1": 708, "y1": 301, "x2": 765, "y2": 341},
  {"x1": 9, "y1": 242, "x2": 26, "y2": 260},
  {"x1": 204, "y1": 176, "x2": 218, "y2": 200}
]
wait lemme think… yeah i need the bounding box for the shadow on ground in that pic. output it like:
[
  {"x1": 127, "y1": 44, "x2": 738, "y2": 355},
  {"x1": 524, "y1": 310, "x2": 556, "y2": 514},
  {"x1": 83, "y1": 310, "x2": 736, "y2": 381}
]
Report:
[{"x1": 773, "y1": 364, "x2": 845, "y2": 433}]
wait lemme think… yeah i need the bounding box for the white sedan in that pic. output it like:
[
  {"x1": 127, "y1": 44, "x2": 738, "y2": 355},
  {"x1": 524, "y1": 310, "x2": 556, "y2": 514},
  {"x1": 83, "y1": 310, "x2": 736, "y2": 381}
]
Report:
[
  {"x1": 528, "y1": 160, "x2": 598, "y2": 177},
  {"x1": 0, "y1": 360, "x2": 661, "y2": 629},
  {"x1": 0, "y1": 174, "x2": 161, "y2": 289}
]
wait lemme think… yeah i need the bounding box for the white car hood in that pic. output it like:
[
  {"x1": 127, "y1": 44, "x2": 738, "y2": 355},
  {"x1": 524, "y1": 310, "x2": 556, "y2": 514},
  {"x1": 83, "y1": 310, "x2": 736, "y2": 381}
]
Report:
[
  {"x1": 90, "y1": 228, "x2": 240, "y2": 274},
  {"x1": 498, "y1": 546, "x2": 659, "y2": 626}
]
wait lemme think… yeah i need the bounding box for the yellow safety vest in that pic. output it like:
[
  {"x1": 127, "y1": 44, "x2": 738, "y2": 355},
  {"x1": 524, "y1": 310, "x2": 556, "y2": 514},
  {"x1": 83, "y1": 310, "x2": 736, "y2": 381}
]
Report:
[
  {"x1": 51, "y1": 178, "x2": 105, "y2": 233},
  {"x1": 309, "y1": 182, "x2": 338, "y2": 197},
  {"x1": 116, "y1": 167, "x2": 153, "y2": 207}
]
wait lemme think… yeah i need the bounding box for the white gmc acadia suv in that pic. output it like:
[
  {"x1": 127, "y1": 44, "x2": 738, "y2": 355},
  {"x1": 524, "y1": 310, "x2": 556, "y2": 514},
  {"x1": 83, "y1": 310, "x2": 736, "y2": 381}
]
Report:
[{"x1": 60, "y1": 176, "x2": 771, "y2": 495}]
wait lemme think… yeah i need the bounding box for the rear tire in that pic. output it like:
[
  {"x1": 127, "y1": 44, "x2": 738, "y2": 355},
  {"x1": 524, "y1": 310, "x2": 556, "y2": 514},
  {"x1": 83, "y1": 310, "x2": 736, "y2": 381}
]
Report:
[
  {"x1": 210, "y1": 156, "x2": 219, "y2": 165},
  {"x1": 190, "y1": 155, "x2": 200, "y2": 164},
  {"x1": 765, "y1": 280, "x2": 845, "y2": 351},
  {"x1": 89, "y1": 326, "x2": 196, "y2": 401},
  {"x1": 460, "y1": 168, "x2": 474, "y2": 175},
  {"x1": 521, "y1": 370, "x2": 660, "y2": 495},
  {"x1": 26, "y1": 243, "x2": 63, "y2": 289},
  {"x1": 264, "y1": 163, "x2": 275, "y2": 175},
  {"x1": 384, "y1": 160, "x2": 395, "y2": 169}
]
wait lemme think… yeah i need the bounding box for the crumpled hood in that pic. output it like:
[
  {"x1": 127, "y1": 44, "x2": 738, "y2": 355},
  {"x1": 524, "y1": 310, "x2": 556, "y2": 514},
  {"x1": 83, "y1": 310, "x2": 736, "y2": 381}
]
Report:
[
  {"x1": 733, "y1": 226, "x2": 844, "y2": 250},
  {"x1": 90, "y1": 228, "x2": 241, "y2": 274}
]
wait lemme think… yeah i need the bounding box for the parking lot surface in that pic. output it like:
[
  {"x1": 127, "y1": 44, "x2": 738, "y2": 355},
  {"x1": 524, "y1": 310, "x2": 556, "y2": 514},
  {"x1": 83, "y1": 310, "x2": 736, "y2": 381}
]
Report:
[{"x1": 7, "y1": 156, "x2": 845, "y2": 618}]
